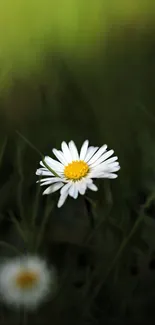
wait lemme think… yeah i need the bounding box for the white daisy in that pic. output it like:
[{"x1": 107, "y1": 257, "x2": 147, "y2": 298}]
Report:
[
  {"x1": 36, "y1": 140, "x2": 120, "y2": 208},
  {"x1": 0, "y1": 256, "x2": 57, "y2": 309}
]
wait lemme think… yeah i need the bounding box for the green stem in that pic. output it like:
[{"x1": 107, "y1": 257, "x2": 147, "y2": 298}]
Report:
[
  {"x1": 16, "y1": 130, "x2": 60, "y2": 177},
  {"x1": 84, "y1": 198, "x2": 112, "y2": 244},
  {"x1": 42, "y1": 158, "x2": 60, "y2": 178},
  {"x1": 84, "y1": 197, "x2": 95, "y2": 229},
  {"x1": 35, "y1": 200, "x2": 54, "y2": 252},
  {"x1": 85, "y1": 214, "x2": 105, "y2": 244},
  {"x1": 16, "y1": 131, "x2": 42, "y2": 156}
]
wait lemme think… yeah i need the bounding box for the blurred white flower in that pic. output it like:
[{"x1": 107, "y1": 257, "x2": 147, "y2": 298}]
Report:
[
  {"x1": 0, "y1": 256, "x2": 56, "y2": 309},
  {"x1": 36, "y1": 140, "x2": 120, "y2": 208}
]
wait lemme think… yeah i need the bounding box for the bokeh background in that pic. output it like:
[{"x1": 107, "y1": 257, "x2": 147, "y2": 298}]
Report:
[{"x1": 0, "y1": 1, "x2": 155, "y2": 324}]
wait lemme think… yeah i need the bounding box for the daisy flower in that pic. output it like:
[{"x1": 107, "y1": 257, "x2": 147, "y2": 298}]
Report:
[
  {"x1": 36, "y1": 140, "x2": 120, "y2": 208},
  {"x1": 0, "y1": 256, "x2": 57, "y2": 309}
]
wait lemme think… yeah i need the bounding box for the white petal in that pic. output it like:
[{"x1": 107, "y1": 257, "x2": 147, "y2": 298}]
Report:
[
  {"x1": 88, "y1": 171, "x2": 101, "y2": 178},
  {"x1": 84, "y1": 146, "x2": 99, "y2": 162},
  {"x1": 73, "y1": 183, "x2": 78, "y2": 199},
  {"x1": 43, "y1": 156, "x2": 64, "y2": 172},
  {"x1": 38, "y1": 177, "x2": 61, "y2": 183},
  {"x1": 101, "y1": 156, "x2": 118, "y2": 164},
  {"x1": 61, "y1": 142, "x2": 72, "y2": 163},
  {"x1": 68, "y1": 183, "x2": 79, "y2": 199},
  {"x1": 68, "y1": 141, "x2": 79, "y2": 160},
  {"x1": 98, "y1": 173, "x2": 118, "y2": 179},
  {"x1": 43, "y1": 182, "x2": 64, "y2": 195},
  {"x1": 57, "y1": 192, "x2": 69, "y2": 208},
  {"x1": 90, "y1": 152, "x2": 115, "y2": 168},
  {"x1": 40, "y1": 178, "x2": 64, "y2": 186},
  {"x1": 69, "y1": 184, "x2": 75, "y2": 198},
  {"x1": 37, "y1": 167, "x2": 48, "y2": 171},
  {"x1": 107, "y1": 166, "x2": 120, "y2": 172},
  {"x1": 80, "y1": 140, "x2": 89, "y2": 160},
  {"x1": 88, "y1": 183, "x2": 98, "y2": 191},
  {"x1": 94, "y1": 161, "x2": 120, "y2": 172},
  {"x1": 77, "y1": 180, "x2": 87, "y2": 195},
  {"x1": 106, "y1": 161, "x2": 120, "y2": 167},
  {"x1": 52, "y1": 149, "x2": 68, "y2": 165},
  {"x1": 89, "y1": 149, "x2": 115, "y2": 168},
  {"x1": 60, "y1": 182, "x2": 71, "y2": 195},
  {"x1": 104, "y1": 173, "x2": 118, "y2": 179},
  {"x1": 40, "y1": 161, "x2": 46, "y2": 167},
  {"x1": 36, "y1": 169, "x2": 53, "y2": 176},
  {"x1": 85, "y1": 178, "x2": 93, "y2": 185},
  {"x1": 89, "y1": 169, "x2": 110, "y2": 178},
  {"x1": 95, "y1": 162, "x2": 120, "y2": 172},
  {"x1": 88, "y1": 145, "x2": 108, "y2": 165}
]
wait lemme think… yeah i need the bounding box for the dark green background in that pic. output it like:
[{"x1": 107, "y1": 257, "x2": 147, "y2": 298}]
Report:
[{"x1": 0, "y1": 24, "x2": 155, "y2": 324}]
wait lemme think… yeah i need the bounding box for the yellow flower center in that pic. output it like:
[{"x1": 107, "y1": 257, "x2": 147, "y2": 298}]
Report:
[
  {"x1": 64, "y1": 160, "x2": 89, "y2": 181},
  {"x1": 15, "y1": 270, "x2": 39, "y2": 289}
]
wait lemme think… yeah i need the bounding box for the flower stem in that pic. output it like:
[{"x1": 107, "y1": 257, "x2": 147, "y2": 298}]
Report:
[
  {"x1": 16, "y1": 130, "x2": 60, "y2": 177},
  {"x1": 16, "y1": 131, "x2": 42, "y2": 156},
  {"x1": 42, "y1": 158, "x2": 60, "y2": 178},
  {"x1": 84, "y1": 197, "x2": 95, "y2": 229},
  {"x1": 35, "y1": 199, "x2": 54, "y2": 252}
]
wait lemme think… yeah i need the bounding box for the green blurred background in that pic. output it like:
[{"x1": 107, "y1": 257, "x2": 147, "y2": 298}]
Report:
[{"x1": 0, "y1": 1, "x2": 155, "y2": 324}]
